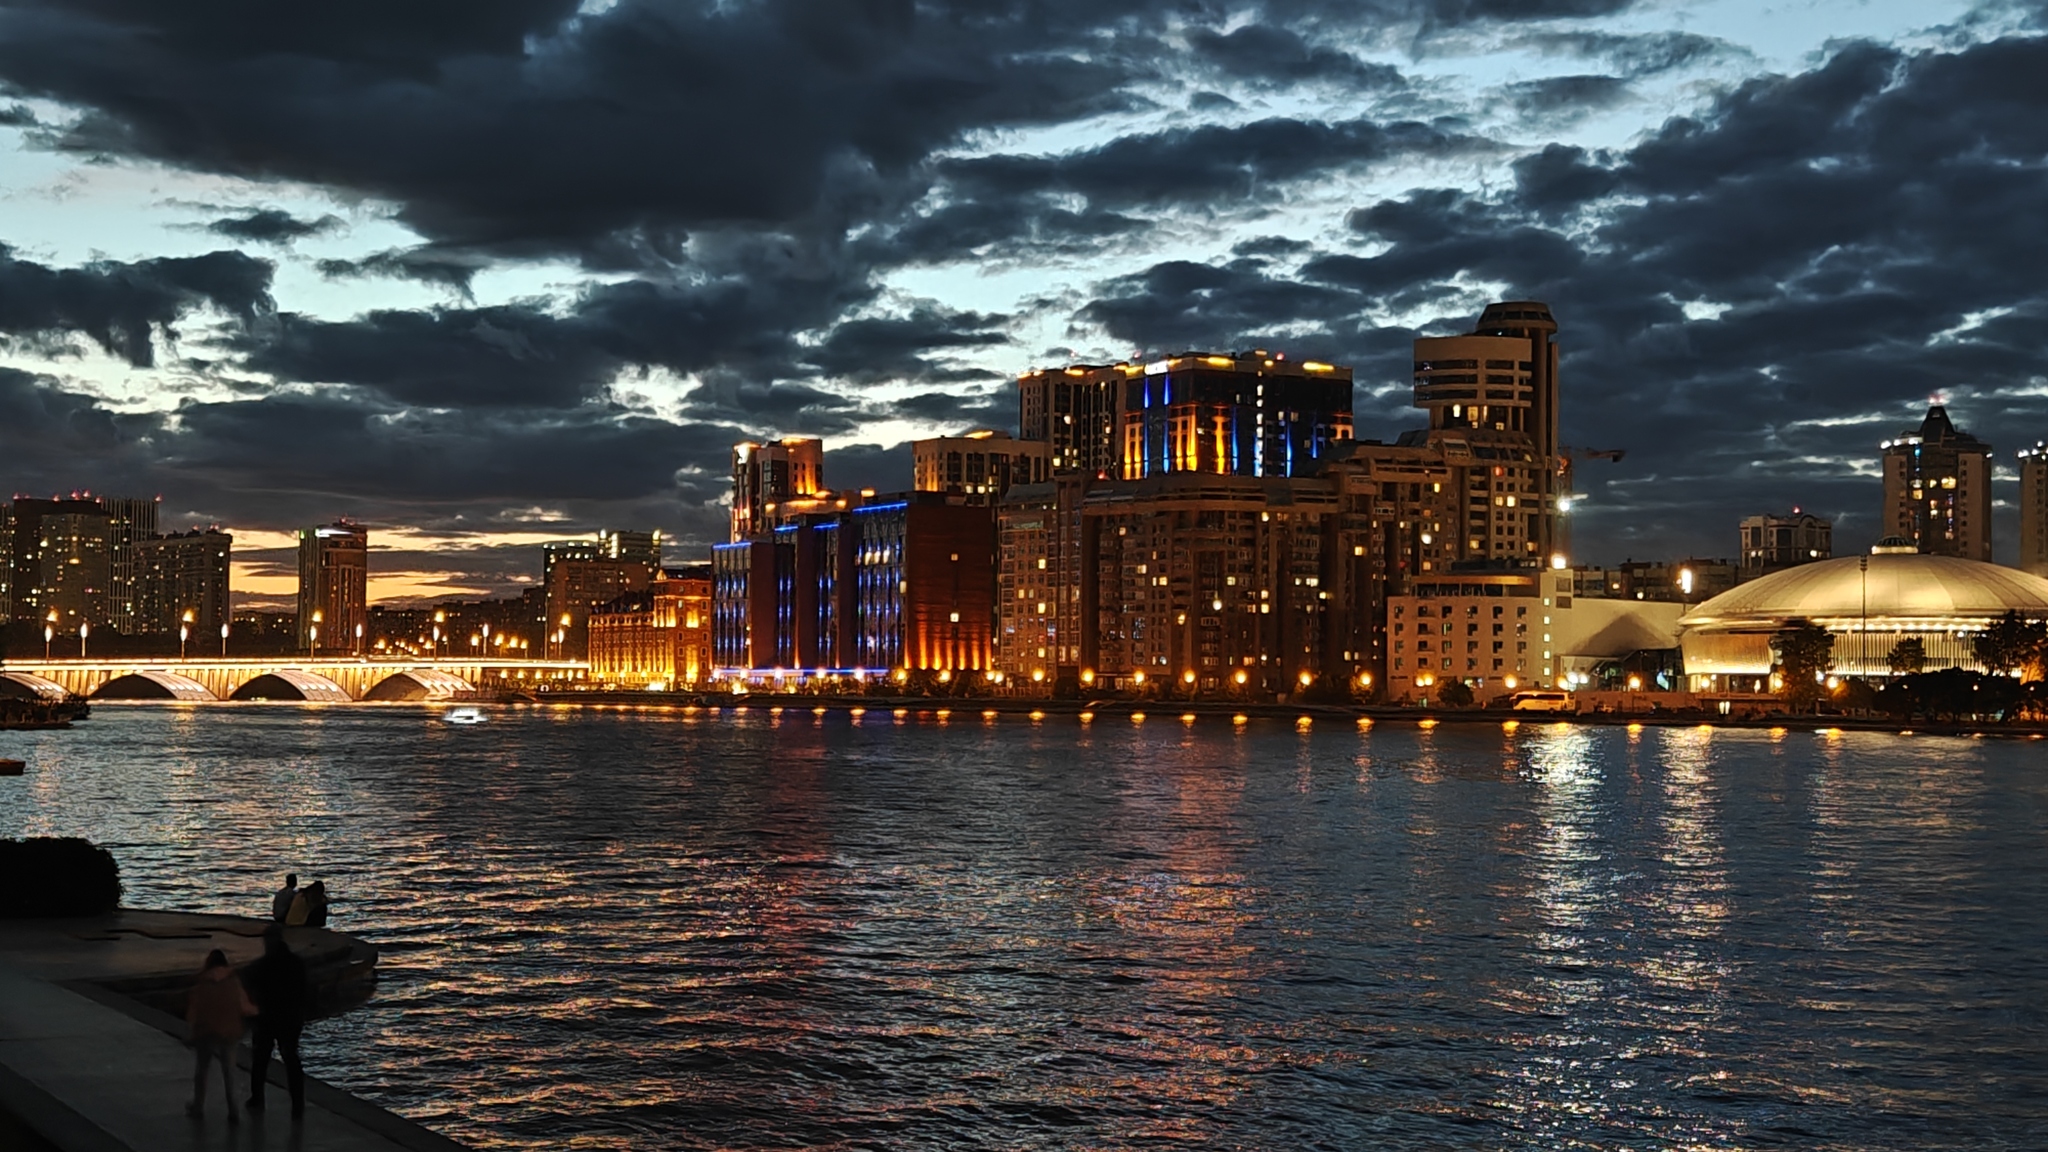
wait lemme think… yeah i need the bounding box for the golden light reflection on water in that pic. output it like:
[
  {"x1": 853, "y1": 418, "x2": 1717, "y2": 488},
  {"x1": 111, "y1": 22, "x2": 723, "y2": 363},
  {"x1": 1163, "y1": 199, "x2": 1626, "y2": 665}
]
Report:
[{"x1": 2, "y1": 711, "x2": 2042, "y2": 1150}]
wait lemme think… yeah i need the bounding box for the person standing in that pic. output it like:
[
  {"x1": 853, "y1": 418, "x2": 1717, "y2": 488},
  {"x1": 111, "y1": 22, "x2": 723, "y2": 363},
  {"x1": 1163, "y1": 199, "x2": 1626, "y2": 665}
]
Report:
[
  {"x1": 243, "y1": 925, "x2": 312, "y2": 1117},
  {"x1": 302, "y1": 880, "x2": 330, "y2": 928},
  {"x1": 270, "y1": 873, "x2": 298, "y2": 922},
  {"x1": 185, "y1": 949, "x2": 255, "y2": 1121}
]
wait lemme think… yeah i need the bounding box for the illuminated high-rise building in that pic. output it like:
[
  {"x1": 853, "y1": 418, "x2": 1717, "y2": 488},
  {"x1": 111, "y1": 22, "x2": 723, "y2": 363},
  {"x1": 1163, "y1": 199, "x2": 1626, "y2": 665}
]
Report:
[
  {"x1": 1018, "y1": 364, "x2": 1130, "y2": 477},
  {"x1": 1410, "y1": 301, "x2": 1564, "y2": 564},
  {"x1": 913, "y1": 431, "x2": 1051, "y2": 503},
  {"x1": 4, "y1": 497, "x2": 113, "y2": 633},
  {"x1": 297, "y1": 520, "x2": 368, "y2": 654},
  {"x1": 730, "y1": 438, "x2": 823, "y2": 542},
  {"x1": 1019, "y1": 354, "x2": 1353, "y2": 481},
  {"x1": 1118, "y1": 353, "x2": 1352, "y2": 480},
  {"x1": 132, "y1": 528, "x2": 232, "y2": 645},
  {"x1": 2021, "y1": 441, "x2": 2048, "y2": 577},
  {"x1": 1881, "y1": 405, "x2": 1992, "y2": 560},
  {"x1": 102, "y1": 496, "x2": 158, "y2": 635}
]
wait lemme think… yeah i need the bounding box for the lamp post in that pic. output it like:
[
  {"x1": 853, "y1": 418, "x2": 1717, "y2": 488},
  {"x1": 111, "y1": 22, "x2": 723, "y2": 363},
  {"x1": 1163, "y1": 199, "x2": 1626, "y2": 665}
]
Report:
[
  {"x1": 180, "y1": 609, "x2": 194, "y2": 660},
  {"x1": 1859, "y1": 555, "x2": 1869, "y2": 678},
  {"x1": 78, "y1": 621, "x2": 89, "y2": 659},
  {"x1": 220, "y1": 622, "x2": 230, "y2": 657},
  {"x1": 44, "y1": 625, "x2": 53, "y2": 660}
]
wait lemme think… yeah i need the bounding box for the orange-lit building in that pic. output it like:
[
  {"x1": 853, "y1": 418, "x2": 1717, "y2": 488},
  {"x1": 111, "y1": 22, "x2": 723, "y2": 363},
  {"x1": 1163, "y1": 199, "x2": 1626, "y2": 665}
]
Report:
[
  {"x1": 730, "y1": 437, "x2": 824, "y2": 542},
  {"x1": 589, "y1": 570, "x2": 713, "y2": 689},
  {"x1": 912, "y1": 431, "x2": 1051, "y2": 503}
]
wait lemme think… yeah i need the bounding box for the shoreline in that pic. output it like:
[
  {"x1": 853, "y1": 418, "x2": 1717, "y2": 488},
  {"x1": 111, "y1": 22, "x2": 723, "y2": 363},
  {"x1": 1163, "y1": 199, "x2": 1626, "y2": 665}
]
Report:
[{"x1": 510, "y1": 690, "x2": 2048, "y2": 740}]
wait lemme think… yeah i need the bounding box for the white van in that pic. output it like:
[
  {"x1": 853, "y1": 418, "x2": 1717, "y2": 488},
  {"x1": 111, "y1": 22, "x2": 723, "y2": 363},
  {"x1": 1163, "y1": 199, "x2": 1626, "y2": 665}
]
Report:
[{"x1": 1509, "y1": 690, "x2": 1577, "y2": 713}]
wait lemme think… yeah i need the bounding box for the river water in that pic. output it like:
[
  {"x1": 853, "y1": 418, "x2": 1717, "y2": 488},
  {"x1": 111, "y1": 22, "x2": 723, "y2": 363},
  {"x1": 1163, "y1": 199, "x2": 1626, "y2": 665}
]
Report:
[{"x1": 2, "y1": 705, "x2": 2044, "y2": 1150}]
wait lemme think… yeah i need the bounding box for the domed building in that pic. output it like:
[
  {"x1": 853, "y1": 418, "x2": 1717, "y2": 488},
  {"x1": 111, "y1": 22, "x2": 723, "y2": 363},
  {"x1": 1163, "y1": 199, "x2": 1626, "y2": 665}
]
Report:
[{"x1": 1679, "y1": 539, "x2": 2048, "y2": 689}]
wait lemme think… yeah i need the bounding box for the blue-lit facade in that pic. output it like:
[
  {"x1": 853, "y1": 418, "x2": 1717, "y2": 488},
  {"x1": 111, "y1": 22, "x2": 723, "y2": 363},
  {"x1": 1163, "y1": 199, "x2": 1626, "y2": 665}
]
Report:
[
  {"x1": 712, "y1": 495, "x2": 996, "y2": 677},
  {"x1": 1119, "y1": 357, "x2": 1352, "y2": 481}
]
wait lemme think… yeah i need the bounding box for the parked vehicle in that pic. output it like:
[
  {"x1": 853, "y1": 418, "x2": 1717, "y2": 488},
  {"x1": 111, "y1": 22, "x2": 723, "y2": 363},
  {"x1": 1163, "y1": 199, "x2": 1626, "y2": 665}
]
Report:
[{"x1": 1509, "y1": 690, "x2": 1577, "y2": 713}]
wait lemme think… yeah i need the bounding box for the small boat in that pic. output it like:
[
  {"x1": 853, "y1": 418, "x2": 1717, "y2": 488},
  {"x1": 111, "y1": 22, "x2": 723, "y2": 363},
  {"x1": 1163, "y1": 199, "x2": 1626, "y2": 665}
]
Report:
[
  {"x1": 441, "y1": 707, "x2": 487, "y2": 725},
  {"x1": 0, "y1": 759, "x2": 23, "y2": 777}
]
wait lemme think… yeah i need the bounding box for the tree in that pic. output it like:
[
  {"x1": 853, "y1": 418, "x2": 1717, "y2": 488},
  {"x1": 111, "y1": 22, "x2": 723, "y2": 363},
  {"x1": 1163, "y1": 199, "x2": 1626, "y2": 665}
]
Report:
[
  {"x1": 1973, "y1": 611, "x2": 2047, "y2": 677},
  {"x1": 1886, "y1": 637, "x2": 1926, "y2": 676},
  {"x1": 1436, "y1": 680, "x2": 1475, "y2": 709},
  {"x1": 1770, "y1": 620, "x2": 1835, "y2": 712}
]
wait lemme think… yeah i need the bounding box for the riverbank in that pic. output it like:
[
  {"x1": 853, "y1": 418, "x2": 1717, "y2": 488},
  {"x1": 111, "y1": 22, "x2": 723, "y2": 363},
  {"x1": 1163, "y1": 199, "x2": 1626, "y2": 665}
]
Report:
[
  {"x1": 520, "y1": 689, "x2": 2048, "y2": 739},
  {"x1": 0, "y1": 910, "x2": 462, "y2": 1151}
]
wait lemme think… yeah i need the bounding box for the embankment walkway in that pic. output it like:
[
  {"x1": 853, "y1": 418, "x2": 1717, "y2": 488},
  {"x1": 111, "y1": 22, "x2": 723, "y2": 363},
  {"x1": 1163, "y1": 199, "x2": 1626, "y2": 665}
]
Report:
[{"x1": 0, "y1": 911, "x2": 462, "y2": 1152}]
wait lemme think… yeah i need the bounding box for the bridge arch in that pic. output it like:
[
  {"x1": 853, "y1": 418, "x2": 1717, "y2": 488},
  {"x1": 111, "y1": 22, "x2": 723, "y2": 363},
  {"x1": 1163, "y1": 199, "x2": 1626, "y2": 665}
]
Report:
[
  {"x1": 94, "y1": 671, "x2": 217, "y2": 701},
  {"x1": 362, "y1": 669, "x2": 477, "y2": 702},
  {"x1": 0, "y1": 672, "x2": 71, "y2": 701},
  {"x1": 230, "y1": 670, "x2": 352, "y2": 702}
]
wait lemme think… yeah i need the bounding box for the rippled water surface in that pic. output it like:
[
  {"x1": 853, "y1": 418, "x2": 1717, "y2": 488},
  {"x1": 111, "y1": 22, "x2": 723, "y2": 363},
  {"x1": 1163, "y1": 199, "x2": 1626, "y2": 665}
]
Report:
[{"x1": 3, "y1": 706, "x2": 2046, "y2": 1149}]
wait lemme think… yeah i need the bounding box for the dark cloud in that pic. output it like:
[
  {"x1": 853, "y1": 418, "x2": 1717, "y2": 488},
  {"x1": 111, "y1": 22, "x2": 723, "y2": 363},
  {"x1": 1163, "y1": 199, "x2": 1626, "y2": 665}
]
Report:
[
  {"x1": 1517, "y1": 30, "x2": 1737, "y2": 76},
  {"x1": 1187, "y1": 25, "x2": 1405, "y2": 88},
  {"x1": 0, "y1": 102, "x2": 36, "y2": 126},
  {"x1": 804, "y1": 305, "x2": 1010, "y2": 386},
  {"x1": 206, "y1": 209, "x2": 342, "y2": 244},
  {"x1": 0, "y1": 244, "x2": 272, "y2": 366},
  {"x1": 884, "y1": 115, "x2": 1490, "y2": 265},
  {"x1": 1073, "y1": 35, "x2": 2048, "y2": 562},
  {"x1": 1505, "y1": 73, "x2": 1632, "y2": 116},
  {"x1": 317, "y1": 247, "x2": 482, "y2": 293}
]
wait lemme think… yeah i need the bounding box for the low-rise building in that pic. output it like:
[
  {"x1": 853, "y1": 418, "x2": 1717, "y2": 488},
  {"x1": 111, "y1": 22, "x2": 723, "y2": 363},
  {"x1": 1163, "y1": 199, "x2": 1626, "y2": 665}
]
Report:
[{"x1": 589, "y1": 570, "x2": 713, "y2": 689}]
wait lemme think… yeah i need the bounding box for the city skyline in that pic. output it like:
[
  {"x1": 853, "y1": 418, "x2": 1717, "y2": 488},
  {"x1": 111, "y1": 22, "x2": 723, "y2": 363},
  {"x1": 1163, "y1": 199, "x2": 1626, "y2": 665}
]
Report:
[{"x1": 3, "y1": 1, "x2": 2048, "y2": 600}]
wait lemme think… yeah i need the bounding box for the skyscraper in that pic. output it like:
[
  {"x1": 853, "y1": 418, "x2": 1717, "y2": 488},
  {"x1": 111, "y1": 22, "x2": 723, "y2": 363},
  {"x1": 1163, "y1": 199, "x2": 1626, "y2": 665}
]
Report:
[
  {"x1": 730, "y1": 438, "x2": 823, "y2": 542},
  {"x1": 912, "y1": 431, "x2": 1051, "y2": 503},
  {"x1": 1018, "y1": 364, "x2": 1129, "y2": 477},
  {"x1": 1880, "y1": 406, "x2": 1993, "y2": 560},
  {"x1": 1117, "y1": 352, "x2": 1353, "y2": 480},
  {"x1": 2021, "y1": 440, "x2": 2048, "y2": 578},
  {"x1": 4, "y1": 497, "x2": 113, "y2": 633},
  {"x1": 1409, "y1": 301, "x2": 1564, "y2": 564},
  {"x1": 132, "y1": 529, "x2": 232, "y2": 648},
  {"x1": 298, "y1": 520, "x2": 369, "y2": 654},
  {"x1": 102, "y1": 496, "x2": 158, "y2": 635}
]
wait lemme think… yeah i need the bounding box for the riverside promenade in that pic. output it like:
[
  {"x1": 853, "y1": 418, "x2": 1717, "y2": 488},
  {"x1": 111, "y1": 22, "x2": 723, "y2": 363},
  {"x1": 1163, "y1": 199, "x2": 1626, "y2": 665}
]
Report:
[{"x1": 0, "y1": 910, "x2": 463, "y2": 1152}]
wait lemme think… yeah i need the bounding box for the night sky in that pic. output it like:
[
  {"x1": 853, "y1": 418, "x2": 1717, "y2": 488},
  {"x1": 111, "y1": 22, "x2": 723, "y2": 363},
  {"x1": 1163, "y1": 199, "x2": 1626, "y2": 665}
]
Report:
[{"x1": 2, "y1": 0, "x2": 2045, "y2": 605}]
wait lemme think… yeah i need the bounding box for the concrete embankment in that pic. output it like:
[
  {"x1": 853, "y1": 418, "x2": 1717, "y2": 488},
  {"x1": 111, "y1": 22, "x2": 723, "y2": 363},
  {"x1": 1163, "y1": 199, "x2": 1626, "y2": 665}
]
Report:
[{"x1": 0, "y1": 910, "x2": 463, "y2": 1152}]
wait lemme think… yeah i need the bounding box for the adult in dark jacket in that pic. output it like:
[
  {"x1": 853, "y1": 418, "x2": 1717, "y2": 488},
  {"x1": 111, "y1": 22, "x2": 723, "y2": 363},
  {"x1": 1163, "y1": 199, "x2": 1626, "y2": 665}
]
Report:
[{"x1": 243, "y1": 925, "x2": 312, "y2": 1117}]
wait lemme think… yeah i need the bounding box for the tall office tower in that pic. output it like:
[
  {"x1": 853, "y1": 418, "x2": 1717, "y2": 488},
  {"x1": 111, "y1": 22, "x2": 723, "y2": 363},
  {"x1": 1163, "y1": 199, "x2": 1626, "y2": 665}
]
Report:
[
  {"x1": 2021, "y1": 441, "x2": 2048, "y2": 577},
  {"x1": 1738, "y1": 511, "x2": 1832, "y2": 581},
  {"x1": 1881, "y1": 405, "x2": 1993, "y2": 560},
  {"x1": 1018, "y1": 364, "x2": 1129, "y2": 476},
  {"x1": 599, "y1": 529, "x2": 663, "y2": 570},
  {"x1": 1411, "y1": 301, "x2": 1563, "y2": 564},
  {"x1": 102, "y1": 496, "x2": 158, "y2": 634},
  {"x1": 298, "y1": 520, "x2": 369, "y2": 654},
  {"x1": 1117, "y1": 353, "x2": 1353, "y2": 480},
  {"x1": 4, "y1": 498, "x2": 114, "y2": 631},
  {"x1": 38, "y1": 510, "x2": 114, "y2": 634},
  {"x1": 0, "y1": 505, "x2": 12, "y2": 624},
  {"x1": 913, "y1": 431, "x2": 1052, "y2": 504},
  {"x1": 132, "y1": 529, "x2": 232, "y2": 645},
  {"x1": 730, "y1": 437, "x2": 823, "y2": 542}
]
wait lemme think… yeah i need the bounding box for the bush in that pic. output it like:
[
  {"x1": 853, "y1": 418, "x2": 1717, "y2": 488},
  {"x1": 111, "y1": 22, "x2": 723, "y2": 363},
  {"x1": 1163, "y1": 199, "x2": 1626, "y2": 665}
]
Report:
[
  {"x1": 0, "y1": 838, "x2": 122, "y2": 917},
  {"x1": 1436, "y1": 680, "x2": 1476, "y2": 709}
]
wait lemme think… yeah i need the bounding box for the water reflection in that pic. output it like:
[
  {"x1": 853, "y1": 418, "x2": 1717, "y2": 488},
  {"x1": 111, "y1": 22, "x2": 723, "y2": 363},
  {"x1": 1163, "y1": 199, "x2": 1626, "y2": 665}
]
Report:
[{"x1": 0, "y1": 710, "x2": 2043, "y2": 1150}]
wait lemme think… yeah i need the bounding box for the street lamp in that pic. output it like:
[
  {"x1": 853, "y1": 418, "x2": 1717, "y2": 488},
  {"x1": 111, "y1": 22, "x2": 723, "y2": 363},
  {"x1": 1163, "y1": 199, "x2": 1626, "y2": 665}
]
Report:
[
  {"x1": 180, "y1": 609, "x2": 194, "y2": 659},
  {"x1": 78, "y1": 621, "x2": 89, "y2": 658},
  {"x1": 220, "y1": 622, "x2": 230, "y2": 657},
  {"x1": 44, "y1": 624, "x2": 53, "y2": 660}
]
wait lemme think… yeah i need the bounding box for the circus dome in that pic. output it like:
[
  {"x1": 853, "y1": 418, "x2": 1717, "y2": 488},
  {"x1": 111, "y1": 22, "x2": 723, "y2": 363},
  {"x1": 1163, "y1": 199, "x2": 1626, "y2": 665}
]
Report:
[{"x1": 1678, "y1": 548, "x2": 2048, "y2": 681}]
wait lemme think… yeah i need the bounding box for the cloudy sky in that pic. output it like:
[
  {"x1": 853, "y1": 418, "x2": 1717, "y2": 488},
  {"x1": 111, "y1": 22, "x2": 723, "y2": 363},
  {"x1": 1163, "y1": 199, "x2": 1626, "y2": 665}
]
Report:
[{"x1": 3, "y1": 0, "x2": 2045, "y2": 606}]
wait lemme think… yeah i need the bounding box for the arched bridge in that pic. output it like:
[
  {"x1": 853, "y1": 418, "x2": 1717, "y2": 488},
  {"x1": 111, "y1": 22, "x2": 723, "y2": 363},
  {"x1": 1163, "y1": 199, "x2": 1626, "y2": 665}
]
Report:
[{"x1": 0, "y1": 658, "x2": 587, "y2": 702}]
